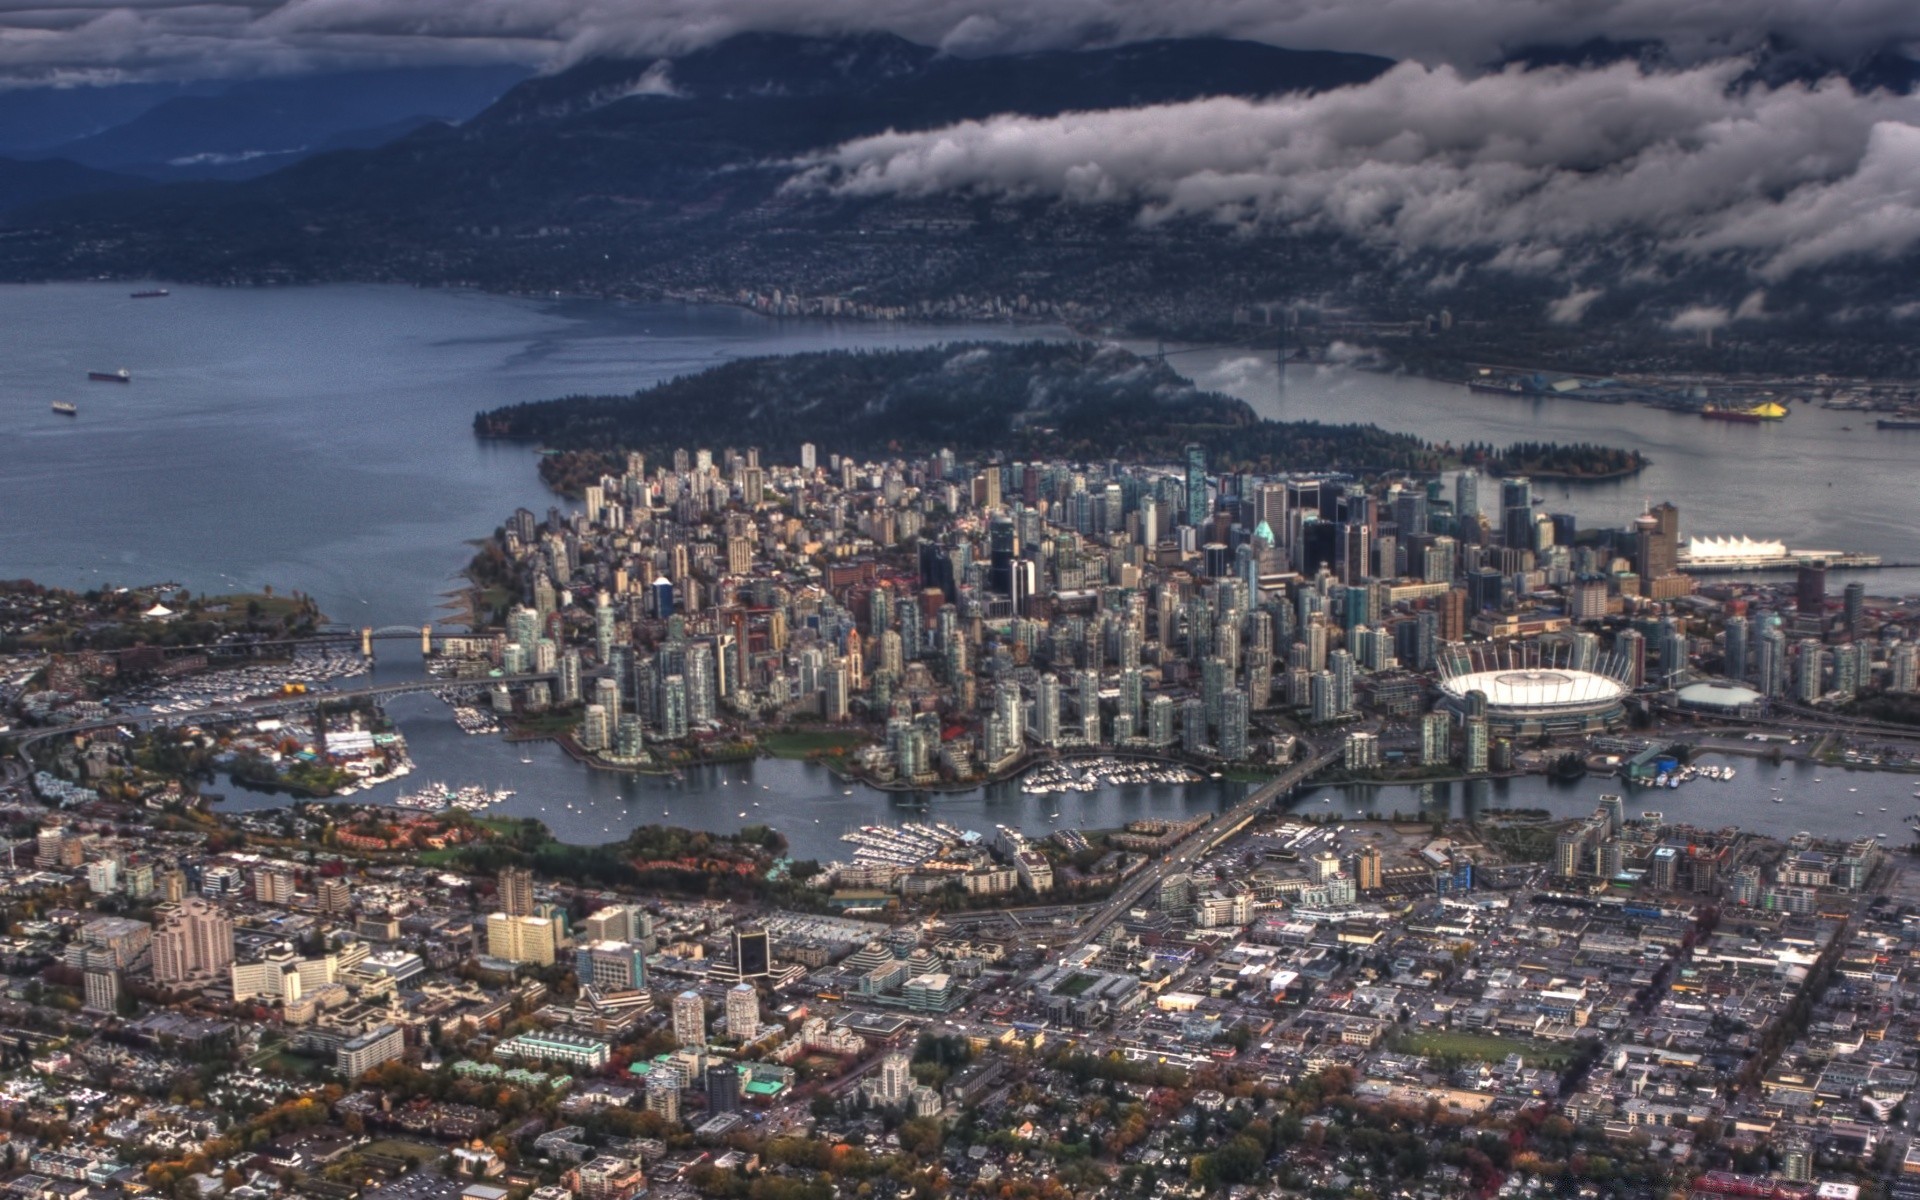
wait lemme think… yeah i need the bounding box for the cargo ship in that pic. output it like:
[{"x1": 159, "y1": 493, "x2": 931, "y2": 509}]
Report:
[
  {"x1": 1700, "y1": 401, "x2": 1786, "y2": 423},
  {"x1": 51, "y1": 401, "x2": 76, "y2": 416},
  {"x1": 1467, "y1": 377, "x2": 1531, "y2": 396},
  {"x1": 129, "y1": 288, "x2": 169, "y2": 299},
  {"x1": 1876, "y1": 417, "x2": 1920, "y2": 430},
  {"x1": 87, "y1": 369, "x2": 131, "y2": 383}
]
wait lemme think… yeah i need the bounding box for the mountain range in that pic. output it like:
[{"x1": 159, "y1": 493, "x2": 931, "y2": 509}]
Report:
[
  {"x1": 0, "y1": 66, "x2": 529, "y2": 184},
  {"x1": 1, "y1": 32, "x2": 1917, "y2": 377}
]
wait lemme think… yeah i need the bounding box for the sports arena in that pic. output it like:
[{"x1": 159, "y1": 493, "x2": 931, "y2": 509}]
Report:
[{"x1": 1436, "y1": 641, "x2": 1633, "y2": 736}]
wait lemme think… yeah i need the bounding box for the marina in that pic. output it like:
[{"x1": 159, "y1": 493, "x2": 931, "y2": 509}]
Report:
[
  {"x1": 839, "y1": 820, "x2": 979, "y2": 868},
  {"x1": 121, "y1": 644, "x2": 369, "y2": 715},
  {"x1": 392, "y1": 781, "x2": 516, "y2": 812},
  {"x1": 1638, "y1": 763, "x2": 1736, "y2": 790},
  {"x1": 1019, "y1": 756, "x2": 1207, "y2": 795}
]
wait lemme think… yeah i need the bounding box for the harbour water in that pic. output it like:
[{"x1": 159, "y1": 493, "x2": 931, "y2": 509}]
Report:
[
  {"x1": 1189, "y1": 353, "x2": 1920, "y2": 596},
  {"x1": 214, "y1": 692, "x2": 1250, "y2": 862},
  {"x1": 0, "y1": 283, "x2": 1058, "y2": 625},
  {"x1": 5, "y1": 281, "x2": 1915, "y2": 850},
  {"x1": 1294, "y1": 753, "x2": 1920, "y2": 846}
]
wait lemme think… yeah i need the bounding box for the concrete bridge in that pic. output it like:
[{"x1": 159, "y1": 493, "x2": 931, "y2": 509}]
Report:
[
  {"x1": 1062, "y1": 736, "x2": 1348, "y2": 954},
  {"x1": 79, "y1": 624, "x2": 459, "y2": 662},
  {"x1": 10, "y1": 672, "x2": 557, "y2": 750}
]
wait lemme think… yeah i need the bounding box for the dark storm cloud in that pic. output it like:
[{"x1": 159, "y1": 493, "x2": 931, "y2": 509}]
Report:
[{"x1": 3, "y1": 0, "x2": 1920, "y2": 84}]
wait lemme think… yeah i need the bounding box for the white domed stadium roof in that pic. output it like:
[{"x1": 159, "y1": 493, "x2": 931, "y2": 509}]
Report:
[
  {"x1": 1676, "y1": 681, "x2": 1763, "y2": 709},
  {"x1": 1440, "y1": 668, "x2": 1627, "y2": 711}
]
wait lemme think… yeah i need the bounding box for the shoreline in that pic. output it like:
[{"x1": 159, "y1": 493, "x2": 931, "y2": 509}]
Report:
[{"x1": 28, "y1": 273, "x2": 1918, "y2": 415}]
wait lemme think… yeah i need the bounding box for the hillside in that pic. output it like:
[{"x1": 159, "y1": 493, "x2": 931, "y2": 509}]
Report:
[
  {"x1": 2, "y1": 33, "x2": 1918, "y2": 377},
  {"x1": 0, "y1": 35, "x2": 1395, "y2": 313},
  {"x1": 0, "y1": 157, "x2": 146, "y2": 213}
]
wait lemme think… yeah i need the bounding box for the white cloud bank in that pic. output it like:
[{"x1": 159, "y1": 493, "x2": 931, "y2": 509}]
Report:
[{"x1": 787, "y1": 59, "x2": 1920, "y2": 281}]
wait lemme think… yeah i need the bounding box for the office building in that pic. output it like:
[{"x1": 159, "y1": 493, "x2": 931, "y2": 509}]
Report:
[
  {"x1": 874, "y1": 1050, "x2": 913, "y2": 1108},
  {"x1": 1796, "y1": 639, "x2": 1825, "y2": 704},
  {"x1": 732, "y1": 926, "x2": 770, "y2": 979},
  {"x1": 337, "y1": 1025, "x2": 405, "y2": 1079},
  {"x1": 84, "y1": 967, "x2": 121, "y2": 1013},
  {"x1": 1184, "y1": 443, "x2": 1208, "y2": 526},
  {"x1": 672, "y1": 989, "x2": 706, "y2": 1046},
  {"x1": 576, "y1": 941, "x2": 647, "y2": 991},
  {"x1": 1796, "y1": 562, "x2": 1827, "y2": 635},
  {"x1": 487, "y1": 913, "x2": 558, "y2": 965},
  {"x1": 706, "y1": 1064, "x2": 741, "y2": 1114},
  {"x1": 152, "y1": 898, "x2": 234, "y2": 986},
  {"x1": 496, "y1": 1029, "x2": 613, "y2": 1070},
  {"x1": 1419, "y1": 712, "x2": 1451, "y2": 766},
  {"x1": 498, "y1": 866, "x2": 535, "y2": 917},
  {"x1": 316, "y1": 877, "x2": 352, "y2": 914},
  {"x1": 1723, "y1": 614, "x2": 1749, "y2": 680},
  {"x1": 725, "y1": 982, "x2": 760, "y2": 1040}
]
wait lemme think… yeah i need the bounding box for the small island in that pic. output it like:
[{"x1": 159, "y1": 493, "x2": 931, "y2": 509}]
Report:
[
  {"x1": 476, "y1": 340, "x2": 1457, "y2": 482},
  {"x1": 477, "y1": 340, "x2": 1648, "y2": 492},
  {"x1": 1461, "y1": 439, "x2": 1649, "y2": 481}
]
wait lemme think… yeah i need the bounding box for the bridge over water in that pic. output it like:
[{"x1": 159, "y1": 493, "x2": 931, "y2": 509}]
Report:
[
  {"x1": 10, "y1": 672, "x2": 557, "y2": 751},
  {"x1": 74, "y1": 624, "x2": 470, "y2": 661}
]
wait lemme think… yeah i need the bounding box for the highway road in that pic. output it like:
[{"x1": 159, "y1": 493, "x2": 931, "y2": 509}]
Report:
[{"x1": 1063, "y1": 736, "x2": 1348, "y2": 954}]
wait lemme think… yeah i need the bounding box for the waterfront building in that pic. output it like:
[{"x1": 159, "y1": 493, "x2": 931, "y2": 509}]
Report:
[
  {"x1": 1723, "y1": 614, "x2": 1749, "y2": 680},
  {"x1": 1329, "y1": 649, "x2": 1355, "y2": 715},
  {"x1": 1343, "y1": 730, "x2": 1379, "y2": 771},
  {"x1": 1758, "y1": 623, "x2": 1788, "y2": 696},
  {"x1": 581, "y1": 704, "x2": 610, "y2": 751},
  {"x1": 1219, "y1": 688, "x2": 1249, "y2": 761},
  {"x1": 1309, "y1": 671, "x2": 1335, "y2": 724},
  {"x1": 1148, "y1": 694, "x2": 1176, "y2": 747},
  {"x1": 661, "y1": 675, "x2": 689, "y2": 738},
  {"x1": 1616, "y1": 628, "x2": 1646, "y2": 688},
  {"x1": 1658, "y1": 618, "x2": 1689, "y2": 688},
  {"x1": 1034, "y1": 674, "x2": 1062, "y2": 746},
  {"x1": 1419, "y1": 712, "x2": 1451, "y2": 766},
  {"x1": 1796, "y1": 638, "x2": 1825, "y2": 704},
  {"x1": 1832, "y1": 641, "x2": 1867, "y2": 699},
  {"x1": 1463, "y1": 718, "x2": 1489, "y2": 774},
  {"x1": 1181, "y1": 697, "x2": 1208, "y2": 754},
  {"x1": 1893, "y1": 642, "x2": 1919, "y2": 693}
]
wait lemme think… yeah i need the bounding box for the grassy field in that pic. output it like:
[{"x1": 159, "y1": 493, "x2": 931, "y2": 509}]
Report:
[
  {"x1": 363, "y1": 1140, "x2": 442, "y2": 1165},
  {"x1": 263, "y1": 1051, "x2": 321, "y2": 1076},
  {"x1": 1392, "y1": 1030, "x2": 1573, "y2": 1068},
  {"x1": 760, "y1": 730, "x2": 870, "y2": 758}
]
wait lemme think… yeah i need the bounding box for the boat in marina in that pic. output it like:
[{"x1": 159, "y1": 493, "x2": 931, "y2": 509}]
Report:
[
  {"x1": 1018, "y1": 756, "x2": 1205, "y2": 795},
  {"x1": 393, "y1": 781, "x2": 515, "y2": 812}
]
